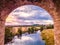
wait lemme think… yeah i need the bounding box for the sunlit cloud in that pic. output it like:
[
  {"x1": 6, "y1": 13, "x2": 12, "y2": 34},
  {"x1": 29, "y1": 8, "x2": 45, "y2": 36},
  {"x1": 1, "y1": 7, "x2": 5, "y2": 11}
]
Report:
[{"x1": 5, "y1": 5, "x2": 53, "y2": 25}]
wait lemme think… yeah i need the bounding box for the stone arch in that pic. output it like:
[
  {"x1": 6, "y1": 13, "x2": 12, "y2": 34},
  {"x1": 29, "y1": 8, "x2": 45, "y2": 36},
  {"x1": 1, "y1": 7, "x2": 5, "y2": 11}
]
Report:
[
  {"x1": 0, "y1": 0, "x2": 60, "y2": 45},
  {"x1": 4, "y1": 0, "x2": 55, "y2": 20}
]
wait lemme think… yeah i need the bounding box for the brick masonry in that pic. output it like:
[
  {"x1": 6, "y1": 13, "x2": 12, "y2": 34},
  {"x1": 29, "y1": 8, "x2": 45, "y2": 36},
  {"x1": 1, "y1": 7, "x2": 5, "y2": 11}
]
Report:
[{"x1": 0, "y1": 0, "x2": 60, "y2": 45}]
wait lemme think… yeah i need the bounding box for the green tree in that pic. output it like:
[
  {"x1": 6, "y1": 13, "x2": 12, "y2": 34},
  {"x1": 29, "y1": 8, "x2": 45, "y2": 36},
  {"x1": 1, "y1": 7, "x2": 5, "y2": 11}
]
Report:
[
  {"x1": 28, "y1": 28, "x2": 31, "y2": 34},
  {"x1": 28, "y1": 27, "x2": 35, "y2": 34},
  {"x1": 30, "y1": 27, "x2": 35, "y2": 33},
  {"x1": 47, "y1": 24, "x2": 54, "y2": 29},
  {"x1": 40, "y1": 26, "x2": 44, "y2": 31},
  {"x1": 5, "y1": 27, "x2": 14, "y2": 44},
  {"x1": 18, "y1": 28, "x2": 22, "y2": 37}
]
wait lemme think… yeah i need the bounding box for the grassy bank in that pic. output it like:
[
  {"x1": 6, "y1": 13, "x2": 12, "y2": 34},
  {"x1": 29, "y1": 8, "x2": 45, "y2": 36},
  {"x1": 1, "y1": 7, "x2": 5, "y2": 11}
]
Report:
[{"x1": 41, "y1": 29, "x2": 54, "y2": 45}]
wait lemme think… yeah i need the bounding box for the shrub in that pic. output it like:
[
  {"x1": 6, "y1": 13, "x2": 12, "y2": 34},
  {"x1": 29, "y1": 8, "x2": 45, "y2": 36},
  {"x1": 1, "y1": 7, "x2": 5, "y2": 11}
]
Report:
[{"x1": 41, "y1": 30, "x2": 54, "y2": 45}]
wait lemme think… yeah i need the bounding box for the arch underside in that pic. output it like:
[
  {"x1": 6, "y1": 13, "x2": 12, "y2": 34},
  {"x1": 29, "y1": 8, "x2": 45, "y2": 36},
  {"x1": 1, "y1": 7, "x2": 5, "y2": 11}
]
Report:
[{"x1": 0, "y1": 0, "x2": 60, "y2": 45}]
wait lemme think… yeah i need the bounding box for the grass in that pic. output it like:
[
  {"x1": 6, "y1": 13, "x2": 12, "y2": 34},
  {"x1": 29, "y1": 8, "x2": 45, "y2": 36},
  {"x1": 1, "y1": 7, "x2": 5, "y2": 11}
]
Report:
[{"x1": 41, "y1": 29, "x2": 54, "y2": 45}]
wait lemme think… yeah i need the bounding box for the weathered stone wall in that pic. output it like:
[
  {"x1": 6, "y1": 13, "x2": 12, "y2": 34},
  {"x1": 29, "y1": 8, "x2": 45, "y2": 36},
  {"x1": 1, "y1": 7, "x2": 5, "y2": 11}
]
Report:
[
  {"x1": 0, "y1": 0, "x2": 60, "y2": 45},
  {"x1": 0, "y1": 21, "x2": 5, "y2": 45}
]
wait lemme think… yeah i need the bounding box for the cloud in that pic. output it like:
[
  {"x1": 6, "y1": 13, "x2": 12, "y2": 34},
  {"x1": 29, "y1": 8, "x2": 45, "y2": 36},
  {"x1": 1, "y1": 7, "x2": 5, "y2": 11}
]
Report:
[
  {"x1": 5, "y1": 5, "x2": 53, "y2": 25},
  {"x1": 12, "y1": 5, "x2": 52, "y2": 20}
]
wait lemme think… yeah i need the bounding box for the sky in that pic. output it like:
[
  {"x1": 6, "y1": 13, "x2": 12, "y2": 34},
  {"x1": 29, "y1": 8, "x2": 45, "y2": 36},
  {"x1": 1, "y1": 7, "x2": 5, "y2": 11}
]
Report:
[{"x1": 5, "y1": 5, "x2": 53, "y2": 25}]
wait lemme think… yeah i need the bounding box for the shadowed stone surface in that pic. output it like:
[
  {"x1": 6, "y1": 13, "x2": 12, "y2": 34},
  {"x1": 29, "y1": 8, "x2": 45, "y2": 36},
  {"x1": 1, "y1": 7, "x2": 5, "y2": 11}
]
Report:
[{"x1": 0, "y1": 0, "x2": 60, "y2": 45}]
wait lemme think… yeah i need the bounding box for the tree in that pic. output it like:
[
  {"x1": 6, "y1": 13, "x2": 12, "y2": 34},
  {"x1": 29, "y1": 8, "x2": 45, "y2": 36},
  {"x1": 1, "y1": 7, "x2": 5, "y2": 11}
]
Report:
[
  {"x1": 5, "y1": 27, "x2": 14, "y2": 44},
  {"x1": 47, "y1": 25, "x2": 54, "y2": 29},
  {"x1": 18, "y1": 28, "x2": 22, "y2": 37},
  {"x1": 40, "y1": 26, "x2": 44, "y2": 31},
  {"x1": 30, "y1": 27, "x2": 35, "y2": 33},
  {"x1": 28, "y1": 27, "x2": 35, "y2": 34},
  {"x1": 28, "y1": 28, "x2": 31, "y2": 34}
]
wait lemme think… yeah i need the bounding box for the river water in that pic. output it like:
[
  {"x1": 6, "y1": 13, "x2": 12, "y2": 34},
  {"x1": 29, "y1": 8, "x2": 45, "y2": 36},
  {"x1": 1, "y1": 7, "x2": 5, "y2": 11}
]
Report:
[{"x1": 6, "y1": 30, "x2": 45, "y2": 45}]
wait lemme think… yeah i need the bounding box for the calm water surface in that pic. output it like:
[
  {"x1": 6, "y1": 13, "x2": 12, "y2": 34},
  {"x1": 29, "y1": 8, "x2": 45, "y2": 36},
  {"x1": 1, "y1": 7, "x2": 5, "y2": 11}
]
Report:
[{"x1": 6, "y1": 30, "x2": 45, "y2": 45}]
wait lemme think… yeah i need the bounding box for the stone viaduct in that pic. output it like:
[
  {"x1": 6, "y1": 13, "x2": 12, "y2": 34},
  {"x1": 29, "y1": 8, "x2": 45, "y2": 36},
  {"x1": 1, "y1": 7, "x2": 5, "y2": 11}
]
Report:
[{"x1": 0, "y1": 0, "x2": 60, "y2": 45}]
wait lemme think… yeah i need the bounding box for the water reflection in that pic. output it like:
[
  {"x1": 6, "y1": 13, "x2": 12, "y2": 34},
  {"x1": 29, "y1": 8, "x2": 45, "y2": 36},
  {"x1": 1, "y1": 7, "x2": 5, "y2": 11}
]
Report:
[{"x1": 6, "y1": 30, "x2": 45, "y2": 45}]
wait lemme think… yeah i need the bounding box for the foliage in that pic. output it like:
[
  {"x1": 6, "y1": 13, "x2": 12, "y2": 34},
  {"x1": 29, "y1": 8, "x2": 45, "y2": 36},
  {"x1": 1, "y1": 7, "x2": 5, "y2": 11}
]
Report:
[
  {"x1": 41, "y1": 30, "x2": 54, "y2": 45},
  {"x1": 28, "y1": 27, "x2": 35, "y2": 34},
  {"x1": 28, "y1": 28, "x2": 31, "y2": 34},
  {"x1": 30, "y1": 27, "x2": 35, "y2": 33},
  {"x1": 17, "y1": 28, "x2": 22, "y2": 37},
  {"x1": 5, "y1": 27, "x2": 14, "y2": 44},
  {"x1": 46, "y1": 25, "x2": 54, "y2": 29},
  {"x1": 40, "y1": 26, "x2": 44, "y2": 31},
  {"x1": 34, "y1": 27, "x2": 40, "y2": 31}
]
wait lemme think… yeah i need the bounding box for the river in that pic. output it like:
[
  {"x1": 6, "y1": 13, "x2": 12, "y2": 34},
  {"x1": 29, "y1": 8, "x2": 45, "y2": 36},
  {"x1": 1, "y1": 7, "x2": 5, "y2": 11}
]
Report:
[{"x1": 5, "y1": 30, "x2": 45, "y2": 45}]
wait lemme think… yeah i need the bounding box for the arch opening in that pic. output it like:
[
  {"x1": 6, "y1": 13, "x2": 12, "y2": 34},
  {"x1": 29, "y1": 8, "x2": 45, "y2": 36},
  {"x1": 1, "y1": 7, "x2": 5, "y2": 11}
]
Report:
[{"x1": 5, "y1": 5, "x2": 54, "y2": 45}]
